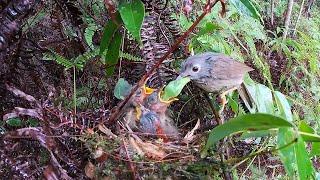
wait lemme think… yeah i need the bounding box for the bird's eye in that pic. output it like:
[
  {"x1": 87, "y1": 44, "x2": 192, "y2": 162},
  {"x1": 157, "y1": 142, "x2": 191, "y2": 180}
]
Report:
[{"x1": 192, "y1": 66, "x2": 199, "y2": 72}]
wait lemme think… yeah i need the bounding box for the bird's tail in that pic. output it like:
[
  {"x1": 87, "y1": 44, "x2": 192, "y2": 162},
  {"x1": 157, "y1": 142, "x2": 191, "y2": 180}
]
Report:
[{"x1": 237, "y1": 83, "x2": 254, "y2": 112}]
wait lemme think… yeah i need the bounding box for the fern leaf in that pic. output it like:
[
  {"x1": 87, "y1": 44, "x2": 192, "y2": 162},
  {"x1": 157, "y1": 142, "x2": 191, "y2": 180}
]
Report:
[{"x1": 119, "y1": 51, "x2": 143, "y2": 61}]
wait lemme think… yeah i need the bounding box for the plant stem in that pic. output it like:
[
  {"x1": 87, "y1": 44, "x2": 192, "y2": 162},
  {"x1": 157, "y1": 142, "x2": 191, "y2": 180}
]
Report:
[
  {"x1": 293, "y1": 0, "x2": 305, "y2": 36},
  {"x1": 283, "y1": 0, "x2": 294, "y2": 39},
  {"x1": 73, "y1": 66, "x2": 77, "y2": 121},
  {"x1": 270, "y1": 0, "x2": 274, "y2": 27}
]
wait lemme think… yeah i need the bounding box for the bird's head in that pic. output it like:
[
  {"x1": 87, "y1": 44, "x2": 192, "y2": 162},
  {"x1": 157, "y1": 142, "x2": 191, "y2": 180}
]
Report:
[{"x1": 178, "y1": 52, "x2": 219, "y2": 81}]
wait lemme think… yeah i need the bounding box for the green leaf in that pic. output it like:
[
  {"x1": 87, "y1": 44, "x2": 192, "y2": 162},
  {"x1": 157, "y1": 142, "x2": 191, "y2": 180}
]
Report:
[
  {"x1": 274, "y1": 91, "x2": 293, "y2": 121},
  {"x1": 105, "y1": 30, "x2": 122, "y2": 77},
  {"x1": 85, "y1": 22, "x2": 98, "y2": 48},
  {"x1": 298, "y1": 131, "x2": 320, "y2": 142},
  {"x1": 240, "y1": 130, "x2": 271, "y2": 139},
  {"x1": 299, "y1": 121, "x2": 314, "y2": 133},
  {"x1": 161, "y1": 77, "x2": 191, "y2": 101},
  {"x1": 202, "y1": 113, "x2": 293, "y2": 157},
  {"x1": 295, "y1": 136, "x2": 315, "y2": 179},
  {"x1": 230, "y1": 0, "x2": 262, "y2": 22},
  {"x1": 27, "y1": 118, "x2": 39, "y2": 127},
  {"x1": 277, "y1": 128, "x2": 296, "y2": 176},
  {"x1": 119, "y1": 0, "x2": 145, "y2": 42},
  {"x1": 6, "y1": 118, "x2": 23, "y2": 127},
  {"x1": 197, "y1": 22, "x2": 221, "y2": 37},
  {"x1": 114, "y1": 78, "x2": 133, "y2": 100},
  {"x1": 310, "y1": 142, "x2": 320, "y2": 156},
  {"x1": 298, "y1": 120, "x2": 320, "y2": 142},
  {"x1": 99, "y1": 20, "x2": 118, "y2": 55},
  {"x1": 243, "y1": 77, "x2": 274, "y2": 114}
]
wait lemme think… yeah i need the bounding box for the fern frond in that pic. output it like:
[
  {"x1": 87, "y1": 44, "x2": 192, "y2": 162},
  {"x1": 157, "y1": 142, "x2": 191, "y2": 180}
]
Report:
[
  {"x1": 120, "y1": 51, "x2": 143, "y2": 61},
  {"x1": 43, "y1": 51, "x2": 74, "y2": 69},
  {"x1": 73, "y1": 47, "x2": 99, "y2": 70}
]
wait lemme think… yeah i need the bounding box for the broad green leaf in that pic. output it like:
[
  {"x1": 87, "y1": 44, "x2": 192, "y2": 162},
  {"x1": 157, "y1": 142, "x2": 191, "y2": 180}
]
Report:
[
  {"x1": 240, "y1": 130, "x2": 271, "y2": 139},
  {"x1": 114, "y1": 78, "x2": 133, "y2": 100},
  {"x1": 299, "y1": 131, "x2": 320, "y2": 142},
  {"x1": 274, "y1": 91, "x2": 293, "y2": 121},
  {"x1": 6, "y1": 118, "x2": 23, "y2": 127},
  {"x1": 295, "y1": 136, "x2": 315, "y2": 179},
  {"x1": 235, "y1": 0, "x2": 262, "y2": 22},
  {"x1": 119, "y1": 0, "x2": 145, "y2": 42},
  {"x1": 202, "y1": 113, "x2": 293, "y2": 157},
  {"x1": 99, "y1": 20, "x2": 118, "y2": 55},
  {"x1": 243, "y1": 76, "x2": 274, "y2": 114},
  {"x1": 197, "y1": 22, "x2": 221, "y2": 37},
  {"x1": 161, "y1": 77, "x2": 191, "y2": 101},
  {"x1": 310, "y1": 143, "x2": 320, "y2": 157},
  {"x1": 105, "y1": 31, "x2": 122, "y2": 76},
  {"x1": 298, "y1": 121, "x2": 320, "y2": 142},
  {"x1": 278, "y1": 128, "x2": 296, "y2": 177},
  {"x1": 298, "y1": 121, "x2": 314, "y2": 133}
]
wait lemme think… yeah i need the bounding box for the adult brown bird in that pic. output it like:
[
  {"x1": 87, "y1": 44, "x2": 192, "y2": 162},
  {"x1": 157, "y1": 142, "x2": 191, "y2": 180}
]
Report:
[{"x1": 178, "y1": 52, "x2": 254, "y2": 121}]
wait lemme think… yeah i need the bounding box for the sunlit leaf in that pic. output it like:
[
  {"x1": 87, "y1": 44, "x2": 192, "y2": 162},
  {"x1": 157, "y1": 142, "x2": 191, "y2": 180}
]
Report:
[
  {"x1": 296, "y1": 136, "x2": 315, "y2": 179},
  {"x1": 274, "y1": 91, "x2": 293, "y2": 121},
  {"x1": 161, "y1": 77, "x2": 191, "y2": 101},
  {"x1": 197, "y1": 22, "x2": 221, "y2": 37},
  {"x1": 277, "y1": 128, "x2": 296, "y2": 177},
  {"x1": 114, "y1": 78, "x2": 133, "y2": 100},
  {"x1": 105, "y1": 31, "x2": 122, "y2": 76},
  {"x1": 310, "y1": 143, "x2": 320, "y2": 157},
  {"x1": 230, "y1": 0, "x2": 263, "y2": 22},
  {"x1": 243, "y1": 76, "x2": 274, "y2": 114},
  {"x1": 298, "y1": 121, "x2": 320, "y2": 142},
  {"x1": 119, "y1": 0, "x2": 145, "y2": 42},
  {"x1": 240, "y1": 130, "x2": 271, "y2": 139},
  {"x1": 202, "y1": 113, "x2": 293, "y2": 157}
]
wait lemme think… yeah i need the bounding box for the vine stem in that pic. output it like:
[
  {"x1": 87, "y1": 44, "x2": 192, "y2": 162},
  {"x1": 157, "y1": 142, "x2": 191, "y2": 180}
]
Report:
[{"x1": 105, "y1": 0, "x2": 223, "y2": 125}]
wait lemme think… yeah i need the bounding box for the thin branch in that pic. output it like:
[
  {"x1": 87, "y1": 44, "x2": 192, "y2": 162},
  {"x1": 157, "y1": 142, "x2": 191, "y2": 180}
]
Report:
[
  {"x1": 270, "y1": 0, "x2": 274, "y2": 27},
  {"x1": 293, "y1": 0, "x2": 306, "y2": 36},
  {"x1": 283, "y1": 0, "x2": 294, "y2": 39}
]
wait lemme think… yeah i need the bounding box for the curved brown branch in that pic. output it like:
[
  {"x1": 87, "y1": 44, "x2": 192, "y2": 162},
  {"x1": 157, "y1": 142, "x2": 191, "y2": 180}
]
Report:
[{"x1": 105, "y1": 0, "x2": 222, "y2": 125}]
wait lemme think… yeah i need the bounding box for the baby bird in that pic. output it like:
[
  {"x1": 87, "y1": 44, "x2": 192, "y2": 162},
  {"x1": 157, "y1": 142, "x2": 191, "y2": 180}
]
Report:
[
  {"x1": 124, "y1": 85, "x2": 154, "y2": 130},
  {"x1": 143, "y1": 90, "x2": 180, "y2": 139}
]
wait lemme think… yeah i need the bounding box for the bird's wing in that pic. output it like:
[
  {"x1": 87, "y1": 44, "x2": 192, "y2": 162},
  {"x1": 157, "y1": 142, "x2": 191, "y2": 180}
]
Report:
[{"x1": 212, "y1": 55, "x2": 253, "y2": 80}]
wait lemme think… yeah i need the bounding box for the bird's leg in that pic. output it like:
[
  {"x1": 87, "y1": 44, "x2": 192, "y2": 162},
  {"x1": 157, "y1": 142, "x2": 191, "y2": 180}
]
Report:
[
  {"x1": 204, "y1": 93, "x2": 223, "y2": 125},
  {"x1": 217, "y1": 87, "x2": 238, "y2": 115}
]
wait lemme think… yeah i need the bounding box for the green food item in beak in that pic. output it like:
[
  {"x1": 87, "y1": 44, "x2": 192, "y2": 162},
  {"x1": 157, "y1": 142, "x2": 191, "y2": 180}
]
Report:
[{"x1": 161, "y1": 77, "x2": 191, "y2": 101}]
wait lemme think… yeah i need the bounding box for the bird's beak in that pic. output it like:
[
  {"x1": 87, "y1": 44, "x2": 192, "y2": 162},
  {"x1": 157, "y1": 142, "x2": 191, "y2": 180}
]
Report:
[
  {"x1": 176, "y1": 73, "x2": 188, "y2": 80},
  {"x1": 158, "y1": 89, "x2": 179, "y2": 104},
  {"x1": 143, "y1": 85, "x2": 155, "y2": 95}
]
